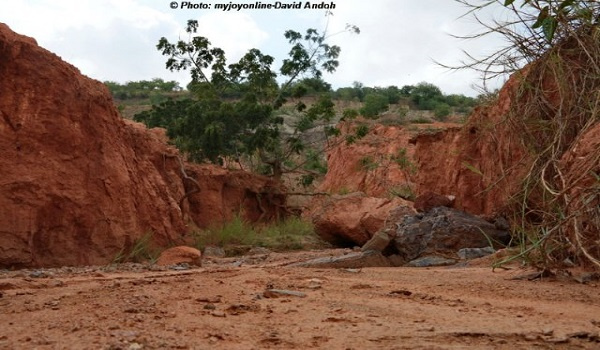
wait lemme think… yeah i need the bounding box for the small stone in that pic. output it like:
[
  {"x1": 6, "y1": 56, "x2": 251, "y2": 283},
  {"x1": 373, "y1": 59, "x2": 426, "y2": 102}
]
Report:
[
  {"x1": 50, "y1": 280, "x2": 65, "y2": 287},
  {"x1": 406, "y1": 256, "x2": 457, "y2": 267},
  {"x1": 170, "y1": 263, "x2": 190, "y2": 271},
  {"x1": 342, "y1": 268, "x2": 362, "y2": 273},
  {"x1": 291, "y1": 251, "x2": 390, "y2": 268},
  {"x1": 307, "y1": 278, "x2": 323, "y2": 289},
  {"x1": 196, "y1": 296, "x2": 222, "y2": 303},
  {"x1": 128, "y1": 343, "x2": 143, "y2": 350},
  {"x1": 263, "y1": 289, "x2": 306, "y2": 298},
  {"x1": 29, "y1": 271, "x2": 47, "y2": 278},
  {"x1": 156, "y1": 246, "x2": 202, "y2": 267},
  {"x1": 457, "y1": 247, "x2": 495, "y2": 260},
  {"x1": 567, "y1": 331, "x2": 592, "y2": 339},
  {"x1": 211, "y1": 311, "x2": 226, "y2": 318},
  {"x1": 203, "y1": 304, "x2": 216, "y2": 310},
  {"x1": 547, "y1": 336, "x2": 569, "y2": 344},
  {"x1": 203, "y1": 246, "x2": 226, "y2": 258},
  {"x1": 524, "y1": 333, "x2": 539, "y2": 341}
]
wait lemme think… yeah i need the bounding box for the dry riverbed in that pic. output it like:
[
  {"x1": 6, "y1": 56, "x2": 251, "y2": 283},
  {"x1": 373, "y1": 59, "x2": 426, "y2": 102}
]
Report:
[{"x1": 0, "y1": 249, "x2": 599, "y2": 349}]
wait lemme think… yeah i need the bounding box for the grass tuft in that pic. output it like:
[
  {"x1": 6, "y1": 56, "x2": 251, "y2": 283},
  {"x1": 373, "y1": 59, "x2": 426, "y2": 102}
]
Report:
[
  {"x1": 193, "y1": 215, "x2": 327, "y2": 254},
  {"x1": 112, "y1": 232, "x2": 161, "y2": 264}
]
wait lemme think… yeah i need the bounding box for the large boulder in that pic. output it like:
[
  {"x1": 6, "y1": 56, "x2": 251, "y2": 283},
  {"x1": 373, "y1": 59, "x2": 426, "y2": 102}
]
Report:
[
  {"x1": 310, "y1": 192, "x2": 414, "y2": 246},
  {"x1": 393, "y1": 207, "x2": 511, "y2": 262}
]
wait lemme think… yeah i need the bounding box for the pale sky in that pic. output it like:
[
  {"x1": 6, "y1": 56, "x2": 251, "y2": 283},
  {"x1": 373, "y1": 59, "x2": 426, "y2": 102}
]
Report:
[{"x1": 1, "y1": 0, "x2": 510, "y2": 96}]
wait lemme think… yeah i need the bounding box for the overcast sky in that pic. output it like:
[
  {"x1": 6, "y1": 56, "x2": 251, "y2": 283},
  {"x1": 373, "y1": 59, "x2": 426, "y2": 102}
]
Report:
[{"x1": 1, "y1": 0, "x2": 510, "y2": 96}]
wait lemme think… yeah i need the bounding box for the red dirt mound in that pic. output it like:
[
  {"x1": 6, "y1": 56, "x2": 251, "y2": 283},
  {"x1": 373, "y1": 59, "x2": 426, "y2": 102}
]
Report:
[
  {"x1": 318, "y1": 76, "x2": 530, "y2": 216},
  {"x1": 0, "y1": 23, "x2": 284, "y2": 268}
]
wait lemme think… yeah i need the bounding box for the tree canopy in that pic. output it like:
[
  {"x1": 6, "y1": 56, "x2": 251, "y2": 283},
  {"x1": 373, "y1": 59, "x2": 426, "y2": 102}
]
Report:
[{"x1": 135, "y1": 16, "x2": 359, "y2": 183}]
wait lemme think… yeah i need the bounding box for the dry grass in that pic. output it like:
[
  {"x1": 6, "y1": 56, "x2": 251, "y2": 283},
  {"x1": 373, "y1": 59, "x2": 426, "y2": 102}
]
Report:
[{"x1": 500, "y1": 28, "x2": 600, "y2": 269}]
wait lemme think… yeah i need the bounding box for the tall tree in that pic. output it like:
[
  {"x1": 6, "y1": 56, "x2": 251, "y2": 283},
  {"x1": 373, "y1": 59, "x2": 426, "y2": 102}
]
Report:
[{"x1": 136, "y1": 15, "x2": 359, "y2": 185}]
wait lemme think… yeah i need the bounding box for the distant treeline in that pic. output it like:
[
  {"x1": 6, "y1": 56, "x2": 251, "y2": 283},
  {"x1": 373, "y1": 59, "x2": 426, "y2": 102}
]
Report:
[
  {"x1": 104, "y1": 78, "x2": 183, "y2": 101},
  {"x1": 104, "y1": 77, "x2": 479, "y2": 118}
]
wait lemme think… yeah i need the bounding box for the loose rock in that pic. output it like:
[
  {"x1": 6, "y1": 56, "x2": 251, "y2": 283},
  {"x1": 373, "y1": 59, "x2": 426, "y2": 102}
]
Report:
[
  {"x1": 291, "y1": 250, "x2": 391, "y2": 268},
  {"x1": 394, "y1": 207, "x2": 510, "y2": 262},
  {"x1": 156, "y1": 246, "x2": 202, "y2": 267}
]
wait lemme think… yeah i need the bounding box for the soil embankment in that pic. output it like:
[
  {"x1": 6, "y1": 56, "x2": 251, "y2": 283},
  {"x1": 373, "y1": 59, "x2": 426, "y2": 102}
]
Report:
[{"x1": 0, "y1": 23, "x2": 283, "y2": 268}]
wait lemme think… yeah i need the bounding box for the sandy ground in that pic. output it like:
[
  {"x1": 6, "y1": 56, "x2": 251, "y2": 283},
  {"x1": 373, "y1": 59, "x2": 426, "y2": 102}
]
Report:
[{"x1": 0, "y1": 249, "x2": 599, "y2": 350}]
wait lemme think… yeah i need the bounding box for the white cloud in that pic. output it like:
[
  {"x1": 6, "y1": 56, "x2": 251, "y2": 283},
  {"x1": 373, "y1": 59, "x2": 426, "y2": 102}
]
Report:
[
  {"x1": 194, "y1": 11, "x2": 269, "y2": 62},
  {"x1": 1, "y1": 0, "x2": 511, "y2": 95}
]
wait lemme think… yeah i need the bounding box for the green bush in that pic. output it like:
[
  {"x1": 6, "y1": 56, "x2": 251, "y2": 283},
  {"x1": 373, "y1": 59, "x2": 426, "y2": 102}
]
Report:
[
  {"x1": 433, "y1": 103, "x2": 451, "y2": 120},
  {"x1": 360, "y1": 93, "x2": 389, "y2": 118}
]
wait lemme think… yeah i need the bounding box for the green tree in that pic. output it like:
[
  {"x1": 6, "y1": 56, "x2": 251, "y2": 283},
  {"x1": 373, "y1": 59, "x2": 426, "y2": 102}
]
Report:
[
  {"x1": 136, "y1": 17, "x2": 359, "y2": 184},
  {"x1": 360, "y1": 93, "x2": 389, "y2": 118},
  {"x1": 410, "y1": 82, "x2": 443, "y2": 110}
]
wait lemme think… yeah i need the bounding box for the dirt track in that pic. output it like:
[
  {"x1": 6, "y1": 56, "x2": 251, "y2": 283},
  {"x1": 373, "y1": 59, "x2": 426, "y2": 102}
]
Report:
[{"x1": 1, "y1": 249, "x2": 599, "y2": 349}]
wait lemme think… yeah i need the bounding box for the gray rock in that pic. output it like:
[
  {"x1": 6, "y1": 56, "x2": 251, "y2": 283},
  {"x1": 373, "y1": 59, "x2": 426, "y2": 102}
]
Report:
[
  {"x1": 362, "y1": 230, "x2": 392, "y2": 252},
  {"x1": 406, "y1": 256, "x2": 457, "y2": 267},
  {"x1": 394, "y1": 207, "x2": 510, "y2": 262},
  {"x1": 457, "y1": 247, "x2": 495, "y2": 260},
  {"x1": 290, "y1": 250, "x2": 391, "y2": 268},
  {"x1": 203, "y1": 246, "x2": 226, "y2": 258}
]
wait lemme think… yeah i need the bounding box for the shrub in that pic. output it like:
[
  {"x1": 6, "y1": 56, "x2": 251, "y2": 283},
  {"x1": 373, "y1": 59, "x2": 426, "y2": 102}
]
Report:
[
  {"x1": 433, "y1": 103, "x2": 451, "y2": 120},
  {"x1": 360, "y1": 93, "x2": 389, "y2": 118}
]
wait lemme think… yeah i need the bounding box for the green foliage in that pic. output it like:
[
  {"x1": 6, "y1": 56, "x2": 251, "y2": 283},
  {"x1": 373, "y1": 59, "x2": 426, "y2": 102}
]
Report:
[
  {"x1": 433, "y1": 102, "x2": 451, "y2": 120},
  {"x1": 358, "y1": 156, "x2": 379, "y2": 171},
  {"x1": 410, "y1": 82, "x2": 443, "y2": 110},
  {"x1": 411, "y1": 116, "x2": 432, "y2": 124},
  {"x1": 298, "y1": 149, "x2": 328, "y2": 187},
  {"x1": 136, "y1": 97, "x2": 275, "y2": 164},
  {"x1": 303, "y1": 149, "x2": 328, "y2": 174},
  {"x1": 399, "y1": 85, "x2": 414, "y2": 97},
  {"x1": 342, "y1": 108, "x2": 359, "y2": 120},
  {"x1": 193, "y1": 215, "x2": 325, "y2": 252},
  {"x1": 345, "y1": 123, "x2": 369, "y2": 145},
  {"x1": 517, "y1": 0, "x2": 596, "y2": 43},
  {"x1": 104, "y1": 78, "x2": 182, "y2": 100},
  {"x1": 391, "y1": 148, "x2": 417, "y2": 174},
  {"x1": 288, "y1": 77, "x2": 332, "y2": 97},
  {"x1": 137, "y1": 17, "x2": 358, "y2": 178},
  {"x1": 360, "y1": 93, "x2": 389, "y2": 118}
]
